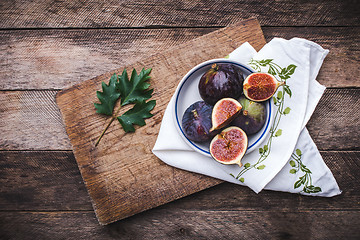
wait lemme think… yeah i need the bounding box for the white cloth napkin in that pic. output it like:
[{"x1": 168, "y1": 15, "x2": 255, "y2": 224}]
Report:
[{"x1": 153, "y1": 38, "x2": 341, "y2": 197}]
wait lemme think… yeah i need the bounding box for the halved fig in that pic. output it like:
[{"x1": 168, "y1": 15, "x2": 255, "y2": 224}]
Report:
[
  {"x1": 210, "y1": 98, "x2": 242, "y2": 132},
  {"x1": 210, "y1": 126, "x2": 248, "y2": 167},
  {"x1": 243, "y1": 72, "x2": 284, "y2": 102}
]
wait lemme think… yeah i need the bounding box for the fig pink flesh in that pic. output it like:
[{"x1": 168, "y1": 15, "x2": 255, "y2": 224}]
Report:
[
  {"x1": 210, "y1": 128, "x2": 247, "y2": 163},
  {"x1": 246, "y1": 73, "x2": 276, "y2": 101},
  {"x1": 214, "y1": 100, "x2": 240, "y2": 126},
  {"x1": 211, "y1": 99, "x2": 242, "y2": 131}
]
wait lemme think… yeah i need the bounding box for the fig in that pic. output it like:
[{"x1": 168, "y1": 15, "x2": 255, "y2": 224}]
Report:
[
  {"x1": 243, "y1": 72, "x2": 284, "y2": 102},
  {"x1": 198, "y1": 63, "x2": 244, "y2": 105},
  {"x1": 182, "y1": 101, "x2": 217, "y2": 142},
  {"x1": 210, "y1": 98, "x2": 242, "y2": 132},
  {"x1": 210, "y1": 126, "x2": 248, "y2": 167},
  {"x1": 231, "y1": 96, "x2": 267, "y2": 135}
]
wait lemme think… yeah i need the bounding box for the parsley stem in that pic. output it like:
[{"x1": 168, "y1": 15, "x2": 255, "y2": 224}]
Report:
[
  {"x1": 95, "y1": 105, "x2": 122, "y2": 147},
  {"x1": 95, "y1": 117, "x2": 115, "y2": 147}
]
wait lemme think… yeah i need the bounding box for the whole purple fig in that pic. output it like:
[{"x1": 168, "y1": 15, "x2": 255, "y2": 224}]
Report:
[
  {"x1": 231, "y1": 96, "x2": 267, "y2": 135},
  {"x1": 198, "y1": 63, "x2": 244, "y2": 105},
  {"x1": 182, "y1": 101, "x2": 217, "y2": 142}
]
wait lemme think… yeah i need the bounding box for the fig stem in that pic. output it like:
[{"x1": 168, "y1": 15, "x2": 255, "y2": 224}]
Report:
[
  {"x1": 191, "y1": 109, "x2": 199, "y2": 119},
  {"x1": 95, "y1": 104, "x2": 122, "y2": 147},
  {"x1": 278, "y1": 80, "x2": 286, "y2": 87},
  {"x1": 211, "y1": 63, "x2": 218, "y2": 71}
]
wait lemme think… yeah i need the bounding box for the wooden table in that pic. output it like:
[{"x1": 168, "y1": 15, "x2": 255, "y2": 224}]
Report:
[{"x1": 1, "y1": 1, "x2": 359, "y2": 239}]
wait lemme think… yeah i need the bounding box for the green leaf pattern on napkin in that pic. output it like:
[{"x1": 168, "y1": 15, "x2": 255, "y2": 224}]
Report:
[
  {"x1": 231, "y1": 59, "x2": 321, "y2": 194},
  {"x1": 289, "y1": 149, "x2": 322, "y2": 193},
  {"x1": 233, "y1": 59, "x2": 294, "y2": 180}
]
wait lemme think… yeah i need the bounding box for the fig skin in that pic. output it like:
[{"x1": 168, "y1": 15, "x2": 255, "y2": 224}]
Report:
[
  {"x1": 231, "y1": 96, "x2": 267, "y2": 135},
  {"x1": 210, "y1": 126, "x2": 248, "y2": 167},
  {"x1": 182, "y1": 101, "x2": 217, "y2": 142},
  {"x1": 210, "y1": 98, "x2": 242, "y2": 132},
  {"x1": 243, "y1": 72, "x2": 284, "y2": 102},
  {"x1": 199, "y1": 63, "x2": 244, "y2": 105}
]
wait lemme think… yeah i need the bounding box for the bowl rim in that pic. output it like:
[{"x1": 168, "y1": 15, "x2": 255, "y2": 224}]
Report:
[{"x1": 172, "y1": 58, "x2": 273, "y2": 157}]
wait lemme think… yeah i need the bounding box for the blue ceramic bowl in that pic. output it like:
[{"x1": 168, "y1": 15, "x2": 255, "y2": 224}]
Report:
[{"x1": 173, "y1": 59, "x2": 273, "y2": 157}]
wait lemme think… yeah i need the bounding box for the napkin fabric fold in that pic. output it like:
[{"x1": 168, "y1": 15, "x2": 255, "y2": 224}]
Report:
[{"x1": 153, "y1": 38, "x2": 341, "y2": 197}]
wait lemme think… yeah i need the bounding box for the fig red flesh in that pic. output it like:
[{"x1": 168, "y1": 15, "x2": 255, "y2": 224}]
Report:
[
  {"x1": 243, "y1": 72, "x2": 284, "y2": 102},
  {"x1": 210, "y1": 126, "x2": 248, "y2": 166},
  {"x1": 210, "y1": 98, "x2": 242, "y2": 131}
]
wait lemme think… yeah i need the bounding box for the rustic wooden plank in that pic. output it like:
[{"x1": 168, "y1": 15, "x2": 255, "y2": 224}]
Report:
[
  {"x1": 174, "y1": 151, "x2": 360, "y2": 212},
  {"x1": 0, "y1": 28, "x2": 216, "y2": 90},
  {"x1": 1, "y1": 89, "x2": 358, "y2": 151},
  {"x1": 0, "y1": 27, "x2": 359, "y2": 90},
  {"x1": 0, "y1": 0, "x2": 359, "y2": 28},
  {"x1": 0, "y1": 151, "x2": 358, "y2": 211},
  {"x1": 0, "y1": 90, "x2": 71, "y2": 150},
  {"x1": 55, "y1": 18, "x2": 266, "y2": 225},
  {"x1": 0, "y1": 210, "x2": 359, "y2": 239},
  {"x1": 307, "y1": 89, "x2": 360, "y2": 151},
  {"x1": 0, "y1": 151, "x2": 91, "y2": 211}
]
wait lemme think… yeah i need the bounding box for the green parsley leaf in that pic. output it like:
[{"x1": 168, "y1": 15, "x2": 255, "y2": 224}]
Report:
[
  {"x1": 117, "y1": 68, "x2": 153, "y2": 106},
  {"x1": 117, "y1": 100, "x2": 156, "y2": 132},
  {"x1": 94, "y1": 73, "x2": 121, "y2": 116},
  {"x1": 94, "y1": 68, "x2": 156, "y2": 146}
]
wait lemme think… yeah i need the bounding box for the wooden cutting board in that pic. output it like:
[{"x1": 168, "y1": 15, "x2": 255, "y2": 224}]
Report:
[{"x1": 56, "y1": 18, "x2": 266, "y2": 225}]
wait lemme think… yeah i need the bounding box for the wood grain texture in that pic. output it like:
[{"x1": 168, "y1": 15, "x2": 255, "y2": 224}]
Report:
[
  {"x1": 0, "y1": 151, "x2": 91, "y2": 211},
  {"x1": 1, "y1": 89, "x2": 358, "y2": 151},
  {"x1": 0, "y1": 210, "x2": 359, "y2": 240},
  {"x1": 307, "y1": 89, "x2": 360, "y2": 151},
  {"x1": 0, "y1": 27, "x2": 359, "y2": 90},
  {"x1": 0, "y1": 0, "x2": 359, "y2": 28},
  {"x1": 0, "y1": 90, "x2": 71, "y2": 150},
  {"x1": 55, "y1": 18, "x2": 266, "y2": 225},
  {"x1": 0, "y1": 151, "x2": 358, "y2": 211},
  {"x1": 0, "y1": 28, "x2": 216, "y2": 90},
  {"x1": 0, "y1": 0, "x2": 358, "y2": 238}
]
